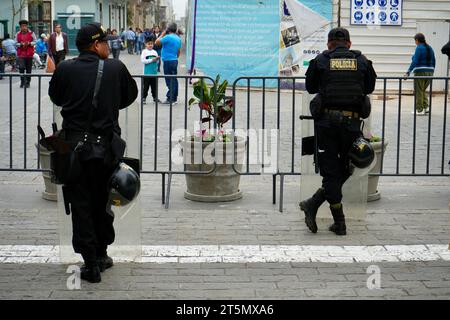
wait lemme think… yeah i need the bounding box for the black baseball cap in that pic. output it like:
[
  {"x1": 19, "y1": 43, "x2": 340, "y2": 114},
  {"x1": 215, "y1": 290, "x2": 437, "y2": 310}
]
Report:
[
  {"x1": 328, "y1": 27, "x2": 350, "y2": 42},
  {"x1": 76, "y1": 22, "x2": 108, "y2": 49}
]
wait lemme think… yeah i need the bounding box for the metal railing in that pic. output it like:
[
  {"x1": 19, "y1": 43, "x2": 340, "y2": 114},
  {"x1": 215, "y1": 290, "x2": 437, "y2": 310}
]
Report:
[{"x1": 0, "y1": 73, "x2": 448, "y2": 212}]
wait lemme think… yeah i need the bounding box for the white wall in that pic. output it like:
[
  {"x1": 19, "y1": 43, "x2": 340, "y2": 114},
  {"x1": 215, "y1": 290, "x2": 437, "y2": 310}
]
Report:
[{"x1": 334, "y1": 0, "x2": 450, "y2": 91}]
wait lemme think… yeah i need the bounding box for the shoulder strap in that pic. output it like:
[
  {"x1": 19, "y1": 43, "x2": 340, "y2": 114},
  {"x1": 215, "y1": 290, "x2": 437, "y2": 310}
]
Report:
[{"x1": 86, "y1": 59, "x2": 104, "y2": 132}]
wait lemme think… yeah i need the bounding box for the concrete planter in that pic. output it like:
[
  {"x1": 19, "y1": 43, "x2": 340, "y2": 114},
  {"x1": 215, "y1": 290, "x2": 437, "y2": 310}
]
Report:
[
  {"x1": 367, "y1": 140, "x2": 389, "y2": 202},
  {"x1": 35, "y1": 143, "x2": 57, "y2": 201},
  {"x1": 181, "y1": 137, "x2": 246, "y2": 202}
]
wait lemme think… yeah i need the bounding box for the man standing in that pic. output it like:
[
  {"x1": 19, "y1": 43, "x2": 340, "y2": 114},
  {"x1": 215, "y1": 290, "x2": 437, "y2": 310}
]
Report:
[
  {"x1": 300, "y1": 28, "x2": 377, "y2": 236},
  {"x1": 48, "y1": 24, "x2": 69, "y2": 66},
  {"x1": 48, "y1": 22, "x2": 138, "y2": 283},
  {"x1": 16, "y1": 20, "x2": 37, "y2": 88},
  {"x1": 155, "y1": 23, "x2": 181, "y2": 105},
  {"x1": 126, "y1": 28, "x2": 136, "y2": 55}
]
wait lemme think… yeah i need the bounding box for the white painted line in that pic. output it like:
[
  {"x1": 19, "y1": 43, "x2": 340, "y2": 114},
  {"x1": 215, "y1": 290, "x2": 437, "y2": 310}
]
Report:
[{"x1": 0, "y1": 245, "x2": 448, "y2": 264}]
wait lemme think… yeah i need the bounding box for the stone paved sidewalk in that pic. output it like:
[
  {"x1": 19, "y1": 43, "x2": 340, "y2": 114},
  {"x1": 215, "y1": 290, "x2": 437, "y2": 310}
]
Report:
[{"x1": 0, "y1": 261, "x2": 449, "y2": 299}]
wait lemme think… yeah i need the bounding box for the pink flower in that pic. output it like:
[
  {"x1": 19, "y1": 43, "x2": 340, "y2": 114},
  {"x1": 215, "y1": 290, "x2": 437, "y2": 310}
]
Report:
[{"x1": 195, "y1": 129, "x2": 207, "y2": 138}]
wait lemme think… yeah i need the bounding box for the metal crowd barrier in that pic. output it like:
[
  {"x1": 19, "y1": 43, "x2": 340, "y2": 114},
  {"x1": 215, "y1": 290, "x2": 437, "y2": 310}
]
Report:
[{"x1": 0, "y1": 73, "x2": 448, "y2": 212}]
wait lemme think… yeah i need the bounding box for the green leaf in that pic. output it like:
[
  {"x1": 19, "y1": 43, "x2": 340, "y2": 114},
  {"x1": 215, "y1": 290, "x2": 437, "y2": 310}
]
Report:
[
  {"x1": 215, "y1": 80, "x2": 228, "y2": 103},
  {"x1": 193, "y1": 82, "x2": 203, "y2": 100},
  {"x1": 201, "y1": 79, "x2": 211, "y2": 103},
  {"x1": 188, "y1": 97, "x2": 198, "y2": 106}
]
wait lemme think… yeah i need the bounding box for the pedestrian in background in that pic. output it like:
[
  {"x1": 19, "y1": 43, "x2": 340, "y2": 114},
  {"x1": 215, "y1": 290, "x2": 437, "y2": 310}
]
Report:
[
  {"x1": 35, "y1": 33, "x2": 48, "y2": 68},
  {"x1": 136, "y1": 28, "x2": 144, "y2": 55},
  {"x1": 16, "y1": 20, "x2": 37, "y2": 88},
  {"x1": 141, "y1": 38, "x2": 161, "y2": 104},
  {"x1": 108, "y1": 29, "x2": 123, "y2": 60},
  {"x1": 48, "y1": 24, "x2": 69, "y2": 67},
  {"x1": 404, "y1": 33, "x2": 436, "y2": 115},
  {"x1": 126, "y1": 28, "x2": 136, "y2": 55},
  {"x1": 152, "y1": 26, "x2": 162, "y2": 72},
  {"x1": 155, "y1": 23, "x2": 181, "y2": 105},
  {"x1": 1, "y1": 33, "x2": 17, "y2": 72}
]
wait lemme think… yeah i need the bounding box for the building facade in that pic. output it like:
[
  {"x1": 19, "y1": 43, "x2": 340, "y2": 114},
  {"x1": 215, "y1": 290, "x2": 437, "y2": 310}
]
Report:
[
  {"x1": 333, "y1": 0, "x2": 450, "y2": 89},
  {"x1": 0, "y1": 0, "x2": 129, "y2": 53}
]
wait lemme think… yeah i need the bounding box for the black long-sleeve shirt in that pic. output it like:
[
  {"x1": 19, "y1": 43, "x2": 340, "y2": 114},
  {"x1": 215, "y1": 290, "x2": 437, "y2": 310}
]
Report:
[{"x1": 49, "y1": 51, "x2": 138, "y2": 136}]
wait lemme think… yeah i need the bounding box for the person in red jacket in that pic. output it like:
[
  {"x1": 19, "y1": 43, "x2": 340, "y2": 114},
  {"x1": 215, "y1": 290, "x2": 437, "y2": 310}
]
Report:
[
  {"x1": 48, "y1": 23, "x2": 69, "y2": 66},
  {"x1": 16, "y1": 20, "x2": 37, "y2": 88}
]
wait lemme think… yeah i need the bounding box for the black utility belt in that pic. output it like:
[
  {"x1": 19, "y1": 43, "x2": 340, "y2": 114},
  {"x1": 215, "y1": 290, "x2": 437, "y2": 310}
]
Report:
[
  {"x1": 65, "y1": 131, "x2": 108, "y2": 145},
  {"x1": 324, "y1": 109, "x2": 359, "y2": 119}
]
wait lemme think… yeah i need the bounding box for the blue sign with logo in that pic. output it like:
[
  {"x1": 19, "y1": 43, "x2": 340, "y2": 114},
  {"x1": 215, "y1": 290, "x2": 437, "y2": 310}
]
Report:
[
  {"x1": 351, "y1": 0, "x2": 402, "y2": 25},
  {"x1": 354, "y1": 11, "x2": 363, "y2": 21},
  {"x1": 390, "y1": 0, "x2": 399, "y2": 7},
  {"x1": 390, "y1": 11, "x2": 399, "y2": 22}
]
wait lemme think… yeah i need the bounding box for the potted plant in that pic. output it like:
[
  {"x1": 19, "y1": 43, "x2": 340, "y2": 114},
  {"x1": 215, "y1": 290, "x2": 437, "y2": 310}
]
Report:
[
  {"x1": 365, "y1": 133, "x2": 389, "y2": 202},
  {"x1": 181, "y1": 75, "x2": 246, "y2": 202}
]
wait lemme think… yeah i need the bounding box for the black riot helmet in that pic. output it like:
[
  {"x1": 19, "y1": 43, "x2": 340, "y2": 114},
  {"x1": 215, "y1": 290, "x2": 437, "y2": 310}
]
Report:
[
  {"x1": 108, "y1": 162, "x2": 141, "y2": 206},
  {"x1": 348, "y1": 137, "x2": 375, "y2": 169}
]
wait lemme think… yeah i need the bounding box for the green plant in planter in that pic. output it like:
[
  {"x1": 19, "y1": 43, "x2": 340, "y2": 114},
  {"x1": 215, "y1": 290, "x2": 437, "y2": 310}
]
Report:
[
  {"x1": 188, "y1": 75, "x2": 233, "y2": 142},
  {"x1": 364, "y1": 133, "x2": 382, "y2": 143}
]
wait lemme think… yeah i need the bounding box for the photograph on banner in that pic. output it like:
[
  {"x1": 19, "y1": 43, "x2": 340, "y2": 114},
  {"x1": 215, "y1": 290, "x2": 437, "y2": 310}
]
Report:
[
  {"x1": 280, "y1": 45, "x2": 300, "y2": 69},
  {"x1": 281, "y1": 26, "x2": 300, "y2": 48},
  {"x1": 279, "y1": 0, "x2": 332, "y2": 88},
  {"x1": 280, "y1": 67, "x2": 293, "y2": 77},
  {"x1": 350, "y1": 0, "x2": 402, "y2": 26}
]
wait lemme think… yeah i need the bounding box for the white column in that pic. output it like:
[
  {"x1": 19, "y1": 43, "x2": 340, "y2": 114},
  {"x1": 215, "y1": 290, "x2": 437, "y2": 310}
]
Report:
[{"x1": 22, "y1": 0, "x2": 29, "y2": 20}]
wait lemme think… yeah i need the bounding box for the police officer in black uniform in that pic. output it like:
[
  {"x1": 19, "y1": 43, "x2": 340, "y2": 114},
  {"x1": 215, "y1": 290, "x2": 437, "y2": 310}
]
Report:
[
  {"x1": 300, "y1": 27, "x2": 377, "y2": 236},
  {"x1": 49, "y1": 23, "x2": 138, "y2": 282}
]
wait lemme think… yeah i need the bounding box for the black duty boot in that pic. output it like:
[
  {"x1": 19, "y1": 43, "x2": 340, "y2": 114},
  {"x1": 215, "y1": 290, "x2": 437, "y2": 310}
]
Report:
[
  {"x1": 299, "y1": 188, "x2": 326, "y2": 233},
  {"x1": 97, "y1": 255, "x2": 114, "y2": 272},
  {"x1": 80, "y1": 263, "x2": 101, "y2": 283},
  {"x1": 329, "y1": 204, "x2": 347, "y2": 236}
]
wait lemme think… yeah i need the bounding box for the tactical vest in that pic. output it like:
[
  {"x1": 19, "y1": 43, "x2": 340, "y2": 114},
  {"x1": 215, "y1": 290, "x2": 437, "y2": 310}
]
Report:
[{"x1": 321, "y1": 49, "x2": 365, "y2": 112}]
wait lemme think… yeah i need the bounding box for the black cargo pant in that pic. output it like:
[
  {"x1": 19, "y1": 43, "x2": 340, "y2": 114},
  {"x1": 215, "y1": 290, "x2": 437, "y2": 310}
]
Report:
[
  {"x1": 18, "y1": 57, "x2": 32, "y2": 85},
  {"x1": 64, "y1": 159, "x2": 115, "y2": 264},
  {"x1": 143, "y1": 77, "x2": 157, "y2": 100},
  {"x1": 316, "y1": 115, "x2": 362, "y2": 205}
]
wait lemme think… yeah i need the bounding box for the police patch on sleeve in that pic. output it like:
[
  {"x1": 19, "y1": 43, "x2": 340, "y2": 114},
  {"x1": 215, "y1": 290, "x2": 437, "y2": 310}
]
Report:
[{"x1": 330, "y1": 59, "x2": 358, "y2": 71}]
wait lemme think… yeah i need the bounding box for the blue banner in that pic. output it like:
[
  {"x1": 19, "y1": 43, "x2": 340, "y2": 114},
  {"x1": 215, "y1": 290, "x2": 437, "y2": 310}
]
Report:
[{"x1": 190, "y1": 0, "x2": 280, "y2": 87}]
